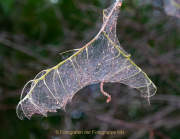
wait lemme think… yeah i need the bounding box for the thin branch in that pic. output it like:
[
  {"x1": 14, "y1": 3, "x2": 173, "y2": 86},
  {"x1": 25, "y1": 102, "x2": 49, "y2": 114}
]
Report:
[
  {"x1": 100, "y1": 82, "x2": 111, "y2": 103},
  {"x1": 0, "y1": 37, "x2": 51, "y2": 65}
]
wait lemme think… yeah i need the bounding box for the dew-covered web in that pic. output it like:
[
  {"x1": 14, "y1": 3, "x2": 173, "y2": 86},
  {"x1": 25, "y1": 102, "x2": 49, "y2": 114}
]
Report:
[{"x1": 16, "y1": 0, "x2": 157, "y2": 120}]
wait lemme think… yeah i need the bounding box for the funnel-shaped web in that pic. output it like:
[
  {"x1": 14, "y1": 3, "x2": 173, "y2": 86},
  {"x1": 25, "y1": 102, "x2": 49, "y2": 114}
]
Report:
[{"x1": 16, "y1": 0, "x2": 157, "y2": 120}]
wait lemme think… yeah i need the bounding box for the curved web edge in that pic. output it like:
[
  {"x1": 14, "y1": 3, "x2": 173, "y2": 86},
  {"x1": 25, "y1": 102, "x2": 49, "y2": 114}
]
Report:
[{"x1": 16, "y1": 65, "x2": 86, "y2": 120}]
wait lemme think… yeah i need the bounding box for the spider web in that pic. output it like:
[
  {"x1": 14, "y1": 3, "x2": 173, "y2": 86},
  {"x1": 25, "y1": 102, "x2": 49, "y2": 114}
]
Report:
[{"x1": 16, "y1": 0, "x2": 157, "y2": 120}]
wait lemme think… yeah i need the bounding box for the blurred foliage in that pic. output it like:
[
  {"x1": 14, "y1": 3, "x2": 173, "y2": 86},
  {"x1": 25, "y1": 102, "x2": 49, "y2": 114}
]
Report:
[{"x1": 0, "y1": 0, "x2": 180, "y2": 139}]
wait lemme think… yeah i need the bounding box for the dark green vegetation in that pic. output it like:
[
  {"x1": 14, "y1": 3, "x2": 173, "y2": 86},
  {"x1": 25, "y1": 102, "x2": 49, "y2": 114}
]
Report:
[{"x1": 0, "y1": 0, "x2": 180, "y2": 139}]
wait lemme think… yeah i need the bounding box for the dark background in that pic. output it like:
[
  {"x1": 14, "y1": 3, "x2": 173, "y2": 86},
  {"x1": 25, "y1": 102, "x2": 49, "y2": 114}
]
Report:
[{"x1": 0, "y1": 0, "x2": 180, "y2": 139}]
